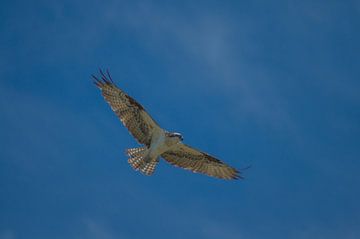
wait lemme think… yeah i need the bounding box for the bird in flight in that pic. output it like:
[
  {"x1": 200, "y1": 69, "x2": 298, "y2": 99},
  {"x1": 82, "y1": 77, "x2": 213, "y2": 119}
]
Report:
[{"x1": 93, "y1": 69, "x2": 242, "y2": 180}]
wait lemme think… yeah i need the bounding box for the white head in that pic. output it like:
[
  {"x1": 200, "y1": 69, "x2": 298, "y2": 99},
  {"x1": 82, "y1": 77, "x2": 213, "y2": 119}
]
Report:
[{"x1": 167, "y1": 132, "x2": 183, "y2": 142}]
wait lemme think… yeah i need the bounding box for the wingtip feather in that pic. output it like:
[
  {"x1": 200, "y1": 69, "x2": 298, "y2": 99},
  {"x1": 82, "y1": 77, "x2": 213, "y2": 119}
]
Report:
[
  {"x1": 92, "y1": 68, "x2": 116, "y2": 88},
  {"x1": 91, "y1": 74, "x2": 102, "y2": 88}
]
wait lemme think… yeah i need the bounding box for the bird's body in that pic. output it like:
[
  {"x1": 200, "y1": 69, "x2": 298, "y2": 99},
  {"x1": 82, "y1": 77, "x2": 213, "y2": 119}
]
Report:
[
  {"x1": 148, "y1": 130, "x2": 170, "y2": 159},
  {"x1": 93, "y1": 70, "x2": 242, "y2": 180},
  {"x1": 128, "y1": 129, "x2": 182, "y2": 175}
]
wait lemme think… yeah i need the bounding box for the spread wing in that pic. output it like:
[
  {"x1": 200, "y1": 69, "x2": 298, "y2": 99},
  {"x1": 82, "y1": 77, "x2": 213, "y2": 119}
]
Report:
[
  {"x1": 161, "y1": 144, "x2": 241, "y2": 180},
  {"x1": 93, "y1": 69, "x2": 160, "y2": 147}
]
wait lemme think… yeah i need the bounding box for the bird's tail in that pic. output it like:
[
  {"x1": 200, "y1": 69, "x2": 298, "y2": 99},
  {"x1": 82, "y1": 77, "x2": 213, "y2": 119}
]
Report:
[{"x1": 126, "y1": 147, "x2": 159, "y2": 176}]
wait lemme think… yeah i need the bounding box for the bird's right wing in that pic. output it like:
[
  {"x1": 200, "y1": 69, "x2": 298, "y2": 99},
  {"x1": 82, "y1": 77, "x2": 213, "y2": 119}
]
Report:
[
  {"x1": 161, "y1": 143, "x2": 241, "y2": 180},
  {"x1": 93, "y1": 70, "x2": 161, "y2": 147}
]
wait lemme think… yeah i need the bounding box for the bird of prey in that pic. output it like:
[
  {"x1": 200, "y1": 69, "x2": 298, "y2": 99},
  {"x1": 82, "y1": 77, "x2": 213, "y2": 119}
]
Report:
[{"x1": 93, "y1": 70, "x2": 242, "y2": 180}]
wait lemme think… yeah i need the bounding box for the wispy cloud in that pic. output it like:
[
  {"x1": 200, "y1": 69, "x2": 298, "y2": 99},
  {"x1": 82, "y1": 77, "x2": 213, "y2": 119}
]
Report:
[
  {"x1": 0, "y1": 231, "x2": 15, "y2": 239},
  {"x1": 82, "y1": 219, "x2": 119, "y2": 239},
  {"x1": 94, "y1": 1, "x2": 298, "y2": 133},
  {"x1": 1, "y1": 1, "x2": 359, "y2": 239}
]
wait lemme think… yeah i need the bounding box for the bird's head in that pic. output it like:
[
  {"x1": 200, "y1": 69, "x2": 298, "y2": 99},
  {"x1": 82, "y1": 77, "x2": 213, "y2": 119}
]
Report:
[{"x1": 168, "y1": 132, "x2": 183, "y2": 141}]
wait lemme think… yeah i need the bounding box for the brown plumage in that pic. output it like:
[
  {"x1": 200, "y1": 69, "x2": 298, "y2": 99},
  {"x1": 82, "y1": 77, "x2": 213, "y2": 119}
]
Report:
[
  {"x1": 92, "y1": 69, "x2": 160, "y2": 147},
  {"x1": 93, "y1": 69, "x2": 243, "y2": 180},
  {"x1": 162, "y1": 144, "x2": 241, "y2": 180}
]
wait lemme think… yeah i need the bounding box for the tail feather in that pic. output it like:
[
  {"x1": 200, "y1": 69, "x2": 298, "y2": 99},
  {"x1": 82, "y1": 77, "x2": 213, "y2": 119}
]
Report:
[
  {"x1": 126, "y1": 147, "x2": 159, "y2": 176},
  {"x1": 126, "y1": 147, "x2": 146, "y2": 158},
  {"x1": 139, "y1": 159, "x2": 159, "y2": 175},
  {"x1": 128, "y1": 156, "x2": 145, "y2": 169}
]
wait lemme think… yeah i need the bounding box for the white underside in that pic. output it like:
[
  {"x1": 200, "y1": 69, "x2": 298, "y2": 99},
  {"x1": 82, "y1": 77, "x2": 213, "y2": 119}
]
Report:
[{"x1": 147, "y1": 128, "x2": 179, "y2": 160}]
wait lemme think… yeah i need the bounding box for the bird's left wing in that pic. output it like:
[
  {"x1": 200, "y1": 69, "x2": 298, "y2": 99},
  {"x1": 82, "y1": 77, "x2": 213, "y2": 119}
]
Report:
[
  {"x1": 161, "y1": 144, "x2": 241, "y2": 180},
  {"x1": 93, "y1": 70, "x2": 160, "y2": 147}
]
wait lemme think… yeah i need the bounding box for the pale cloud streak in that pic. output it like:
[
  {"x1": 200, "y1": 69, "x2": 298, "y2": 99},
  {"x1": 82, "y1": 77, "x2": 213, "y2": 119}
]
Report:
[
  {"x1": 0, "y1": 231, "x2": 15, "y2": 239},
  {"x1": 94, "y1": 1, "x2": 297, "y2": 133}
]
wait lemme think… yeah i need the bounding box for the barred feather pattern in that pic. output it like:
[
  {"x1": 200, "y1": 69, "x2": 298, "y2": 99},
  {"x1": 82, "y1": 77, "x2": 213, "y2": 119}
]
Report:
[
  {"x1": 127, "y1": 147, "x2": 158, "y2": 176},
  {"x1": 93, "y1": 70, "x2": 160, "y2": 147},
  {"x1": 139, "y1": 160, "x2": 158, "y2": 176},
  {"x1": 161, "y1": 144, "x2": 241, "y2": 180},
  {"x1": 126, "y1": 147, "x2": 147, "y2": 158}
]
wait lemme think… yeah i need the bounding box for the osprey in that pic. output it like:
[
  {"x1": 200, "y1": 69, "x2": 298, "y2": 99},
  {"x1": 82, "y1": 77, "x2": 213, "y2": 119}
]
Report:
[{"x1": 93, "y1": 70, "x2": 242, "y2": 180}]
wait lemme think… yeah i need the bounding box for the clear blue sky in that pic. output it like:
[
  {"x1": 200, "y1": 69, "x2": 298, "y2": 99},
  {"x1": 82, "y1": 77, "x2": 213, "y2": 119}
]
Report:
[{"x1": 1, "y1": 0, "x2": 359, "y2": 238}]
